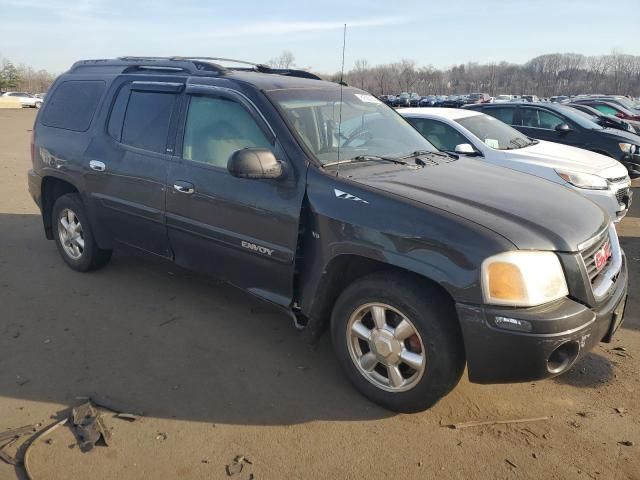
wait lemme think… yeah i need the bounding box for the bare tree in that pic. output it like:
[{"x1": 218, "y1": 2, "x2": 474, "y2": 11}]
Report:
[{"x1": 267, "y1": 51, "x2": 296, "y2": 69}]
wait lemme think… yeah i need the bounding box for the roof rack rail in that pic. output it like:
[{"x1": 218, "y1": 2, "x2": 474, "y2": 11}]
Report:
[{"x1": 70, "y1": 57, "x2": 322, "y2": 80}]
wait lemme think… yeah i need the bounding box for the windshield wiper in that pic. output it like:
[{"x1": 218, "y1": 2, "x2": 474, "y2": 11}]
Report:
[
  {"x1": 397, "y1": 150, "x2": 435, "y2": 159},
  {"x1": 322, "y1": 155, "x2": 408, "y2": 168}
]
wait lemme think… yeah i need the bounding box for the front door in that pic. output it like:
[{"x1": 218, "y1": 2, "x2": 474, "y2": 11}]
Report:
[{"x1": 165, "y1": 86, "x2": 304, "y2": 307}]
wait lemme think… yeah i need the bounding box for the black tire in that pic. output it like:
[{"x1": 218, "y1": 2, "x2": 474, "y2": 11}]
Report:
[
  {"x1": 52, "y1": 193, "x2": 112, "y2": 271},
  {"x1": 331, "y1": 272, "x2": 465, "y2": 412}
]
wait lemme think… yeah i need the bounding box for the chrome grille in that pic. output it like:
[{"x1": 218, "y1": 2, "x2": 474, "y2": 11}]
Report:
[
  {"x1": 616, "y1": 187, "x2": 630, "y2": 203},
  {"x1": 580, "y1": 229, "x2": 611, "y2": 284}
]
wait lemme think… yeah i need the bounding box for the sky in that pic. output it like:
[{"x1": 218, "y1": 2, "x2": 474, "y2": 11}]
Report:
[{"x1": 1, "y1": 0, "x2": 638, "y2": 74}]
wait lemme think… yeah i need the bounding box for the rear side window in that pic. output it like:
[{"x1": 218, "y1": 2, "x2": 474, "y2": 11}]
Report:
[
  {"x1": 521, "y1": 108, "x2": 564, "y2": 129},
  {"x1": 41, "y1": 80, "x2": 106, "y2": 132},
  {"x1": 111, "y1": 90, "x2": 176, "y2": 153},
  {"x1": 483, "y1": 107, "x2": 515, "y2": 125}
]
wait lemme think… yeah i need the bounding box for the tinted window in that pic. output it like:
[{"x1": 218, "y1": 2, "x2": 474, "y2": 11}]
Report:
[
  {"x1": 483, "y1": 107, "x2": 515, "y2": 124},
  {"x1": 593, "y1": 104, "x2": 618, "y2": 116},
  {"x1": 521, "y1": 108, "x2": 564, "y2": 129},
  {"x1": 408, "y1": 118, "x2": 469, "y2": 151},
  {"x1": 120, "y1": 91, "x2": 176, "y2": 153},
  {"x1": 40, "y1": 80, "x2": 105, "y2": 132},
  {"x1": 183, "y1": 96, "x2": 272, "y2": 168}
]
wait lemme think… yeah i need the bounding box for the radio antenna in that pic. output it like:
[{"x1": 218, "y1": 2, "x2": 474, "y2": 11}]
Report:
[{"x1": 336, "y1": 23, "x2": 347, "y2": 177}]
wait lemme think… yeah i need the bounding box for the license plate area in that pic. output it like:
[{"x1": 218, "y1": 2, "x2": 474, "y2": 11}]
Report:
[{"x1": 603, "y1": 295, "x2": 627, "y2": 342}]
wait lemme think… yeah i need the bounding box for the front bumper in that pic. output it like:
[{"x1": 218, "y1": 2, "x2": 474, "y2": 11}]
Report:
[
  {"x1": 622, "y1": 153, "x2": 640, "y2": 178},
  {"x1": 456, "y1": 254, "x2": 628, "y2": 384},
  {"x1": 580, "y1": 184, "x2": 632, "y2": 223}
]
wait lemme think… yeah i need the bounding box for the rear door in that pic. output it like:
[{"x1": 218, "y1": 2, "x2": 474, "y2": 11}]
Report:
[
  {"x1": 165, "y1": 85, "x2": 304, "y2": 307},
  {"x1": 84, "y1": 80, "x2": 183, "y2": 257}
]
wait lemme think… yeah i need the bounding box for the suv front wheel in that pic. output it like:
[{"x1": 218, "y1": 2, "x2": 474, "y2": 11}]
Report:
[
  {"x1": 331, "y1": 272, "x2": 465, "y2": 412},
  {"x1": 52, "y1": 193, "x2": 112, "y2": 271}
]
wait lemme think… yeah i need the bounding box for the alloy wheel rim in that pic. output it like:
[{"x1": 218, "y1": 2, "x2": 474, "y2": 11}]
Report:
[
  {"x1": 58, "y1": 208, "x2": 85, "y2": 260},
  {"x1": 346, "y1": 302, "x2": 426, "y2": 392}
]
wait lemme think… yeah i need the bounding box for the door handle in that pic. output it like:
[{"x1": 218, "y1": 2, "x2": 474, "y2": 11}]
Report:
[
  {"x1": 89, "y1": 160, "x2": 106, "y2": 172},
  {"x1": 173, "y1": 181, "x2": 195, "y2": 194}
]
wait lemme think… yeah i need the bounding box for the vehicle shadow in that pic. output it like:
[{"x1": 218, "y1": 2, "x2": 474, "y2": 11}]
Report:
[
  {"x1": 0, "y1": 213, "x2": 391, "y2": 426},
  {"x1": 552, "y1": 352, "x2": 614, "y2": 388}
]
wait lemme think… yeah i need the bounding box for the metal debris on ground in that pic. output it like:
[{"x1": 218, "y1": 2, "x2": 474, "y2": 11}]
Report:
[
  {"x1": 71, "y1": 401, "x2": 111, "y2": 452},
  {"x1": 0, "y1": 424, "x2": 37, "y2": 444},
  {"x1": 445, "y1": 416, "x2": 550, "y2": 429},
  {"x1": 114, "y1": 413, "x2": 139, "y2": 422},
  {"x1": 226, "y1": 455, "x2": 253, "y2": 477},
  {"x1": 615, "y1": 407, "x2": 627, "y2": 414},
  {"x1": 0, "y1": 437, "x2": 20, "y2": 465},
  {"x1": 505, "y1": 459, "x2": 518, "y2": 469},
  {"x1": 23, "y1": 418, "x2": 69, "y2": 480}
]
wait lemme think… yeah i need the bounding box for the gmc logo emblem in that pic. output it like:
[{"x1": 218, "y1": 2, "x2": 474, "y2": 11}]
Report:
[{"x1": 594, "y1": 242, "x2": 612, "y2": 270}]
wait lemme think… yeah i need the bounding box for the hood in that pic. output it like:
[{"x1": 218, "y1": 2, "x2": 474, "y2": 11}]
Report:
[
  {"x1": 601, "y1": 126, "x2": 640, "y2": 143},
  {"x1": 344, "y1": 157, "x2": 606, "y2": 252},
  {"x1": 506, "y1": 140, "x2": 627, "y2": 178}
]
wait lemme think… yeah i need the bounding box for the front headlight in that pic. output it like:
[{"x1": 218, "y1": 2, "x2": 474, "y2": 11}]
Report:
[
  {"x1": 555, "y1": 169, "x2": 608, "y2": 190},
  {"x1": 481, "y1": 251, "x2": 568, "y2": 307},
  {"x1": 618, "y1": 143, "x2": 635, "y2": 154}
]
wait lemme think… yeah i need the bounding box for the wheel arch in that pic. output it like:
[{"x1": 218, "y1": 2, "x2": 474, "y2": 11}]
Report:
[
  {"x1": 299, "y1": 252, "x2": 457, "y2": 341},
  {"x1": 41, "y1": 176, "x2": 79, "y2": 239}
]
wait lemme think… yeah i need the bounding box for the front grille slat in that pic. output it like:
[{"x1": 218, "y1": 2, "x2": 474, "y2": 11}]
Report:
[
  {"x1": 616, "y1": 187, "x2": 629, "y2": 203},
  {"x1": 580, "y1": 231, "x2": 611, "y2": 286}
]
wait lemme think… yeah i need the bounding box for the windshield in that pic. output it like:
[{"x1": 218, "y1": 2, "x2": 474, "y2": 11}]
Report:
[
  {"x1": 456, "y1": 114, "x2": 535, "y2": 150},
  {"x1": 554, "y1": 104, "x2": 604, "y2": 130},
  {"x1": 269, "y1": 88, "x2": 437, "y2": 165}
]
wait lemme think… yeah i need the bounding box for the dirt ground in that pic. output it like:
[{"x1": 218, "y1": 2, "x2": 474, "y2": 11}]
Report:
[{"x1": 0, "y1": 108, "x2": 638, "y2": 480}]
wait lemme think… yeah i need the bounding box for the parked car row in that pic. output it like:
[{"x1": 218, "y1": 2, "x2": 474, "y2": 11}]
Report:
[
  {"x1": 28, "y1": 56, "x2": 629, "y2": 413},
  {"x1": 379, "y1": 93, "x2": 491, "y2": 108},
  {"x1": 462, "y1": 101, "x2": 640, "y2": 178}
]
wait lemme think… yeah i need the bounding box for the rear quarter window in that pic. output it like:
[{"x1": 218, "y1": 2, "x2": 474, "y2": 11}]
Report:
[{"x1": 40, "y1": 80, "x2": 106, "y2": 132}]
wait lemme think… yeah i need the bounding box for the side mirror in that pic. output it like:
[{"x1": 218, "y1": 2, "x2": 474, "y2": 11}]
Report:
[
  {"x1": 454, "y1": 143, "x2": 478, "y2": 155},
  {"x1": 227, "y1": 148, "x2": 285, "y2": 180},
  {"x1": 555, "y1": 123, "x2": 572, "y2": 132}
]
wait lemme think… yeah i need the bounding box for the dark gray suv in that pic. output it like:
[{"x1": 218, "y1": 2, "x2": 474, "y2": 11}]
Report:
[{"x1": 28, "y1": 57, "x2": 628, "y2": 412}]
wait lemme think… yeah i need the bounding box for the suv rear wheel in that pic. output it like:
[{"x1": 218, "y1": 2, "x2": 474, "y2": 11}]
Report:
[
  {"x1": 52, "y1": 193, "x2": 111, "y2": 271},
  {"x1": 331, "y1": 272, "x2": 465, "y2": 412}
]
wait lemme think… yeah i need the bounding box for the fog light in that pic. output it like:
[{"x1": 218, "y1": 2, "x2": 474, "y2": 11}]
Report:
[{"x1": 494, "y1": 316, "x2": 533, "y2": 332}]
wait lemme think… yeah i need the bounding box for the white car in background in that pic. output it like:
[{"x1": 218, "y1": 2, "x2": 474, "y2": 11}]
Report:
[
  {"x1": 1, "y1": 92, "x2": 43, "y2": 108},
  {"x1": 399, "y1": 107, "x2": 632, "y2": 221},
  {"x1": 494, "y1": 94, "x2": 515, "y2": 103}
]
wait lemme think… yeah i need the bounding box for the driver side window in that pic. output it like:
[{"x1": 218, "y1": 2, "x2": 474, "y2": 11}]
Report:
[
  {"x1": 408, "y1": 118, "x2": 469, "y2": 151},
  {"x1": 521, "y1": 108, "x2": 564, "y2": 130},
  {"x1": 183, "y1": 96, "x2": 272, "y2": 168}
]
